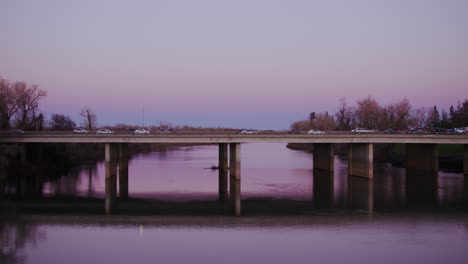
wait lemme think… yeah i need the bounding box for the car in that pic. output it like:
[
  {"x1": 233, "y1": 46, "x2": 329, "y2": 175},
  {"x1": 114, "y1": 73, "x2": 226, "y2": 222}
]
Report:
[
  {"x1": 430, "y1": 127, "x2": 447, "y2": 134},
  {"x1": 73, "y1": 128, "x2": 88, "y2": 134},
  {"x1": 454, "y1": 128, "x2": 465, "y2": 134},
  {"x1": 239, "y1": 129, "x2": 257, "y2": 134},
  {"x1": 445, "y1": 128, "x2": 461, "y2": 134},
  {"x1": 135, "y1": 129, "x2": 150, "y2": 134},
  {"x1": 351, "y1": 128, "x2": 372, "y2": 133},
  {"x1": 97, "y1": 129, "x2": 113, "y2": 134},
  {"x1": 4, "y1": 129, "x2": 24, "y2": 134},
  {"x1": 289, "y1": 129, "x2": 303, "y2": 134},
  {"x1": 406, "y1": 128, "x2": 424, "y2": 134},
  {"x1": 384, "y1": 129, "x2": 399, "y2": 134},
  {"x1": 157, "y1": 129, "x2": 171, "y2": 134},
  {"x1": 307, "y1": 129, "x2": 325, "y2": 134}
]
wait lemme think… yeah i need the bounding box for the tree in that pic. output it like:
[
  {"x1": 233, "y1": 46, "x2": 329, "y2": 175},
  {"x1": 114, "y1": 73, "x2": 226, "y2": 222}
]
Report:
[
  {"x1": 354, "y1": 96, "x2": 383, "y2": 129},
  {"x1": 0, "y1": 78, "x2": 19, "y2": 129},
  {"x1": 428, "y1": 105, "x2": 440, "y2": 127},
  {"x1": 14, "y1": 82, "x2": 47, "y2": 129},
  {"x1": 50, "y1": 114, "x2": 76, "y2": 131},
  {"x1": 410, "y1": 107, "x2": 430, "y2": 128},
  {"x1": 335, "y1": 97, "x2": 354, "y2": 131},
  {"x1": 80, "y1": 106, "x2": 97, "y2": 130},
  {"x1": 0, "y1": 77, "x2": 46, "y2": 129}
]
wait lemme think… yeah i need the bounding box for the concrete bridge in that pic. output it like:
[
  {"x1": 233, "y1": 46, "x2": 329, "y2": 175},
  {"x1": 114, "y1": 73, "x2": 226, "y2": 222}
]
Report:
[{"x1": 1, "y1": 133, "x2": 468, "y2": 215}]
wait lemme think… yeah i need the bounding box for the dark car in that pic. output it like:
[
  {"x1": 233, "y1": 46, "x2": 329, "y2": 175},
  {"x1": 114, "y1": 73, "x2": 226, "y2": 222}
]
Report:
[
  {"x1": 430, "y1": 127, "x2": 446, "y2": 134},
  {"x1": 406, "y1": 128, "x2": 423, "y2": 134},
  {"x1": 444, "y1": 129, "x2": 458, "y2": 134},
  {"x1": 289, "y1": 129, "x2": 303, "y2": 134},
  {"x1": 384, "y1": 129, "x2": 399, "y2": 134}
]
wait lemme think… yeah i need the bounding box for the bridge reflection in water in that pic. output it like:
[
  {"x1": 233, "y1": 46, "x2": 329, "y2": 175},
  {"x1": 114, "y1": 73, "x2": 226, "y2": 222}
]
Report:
[{"x1": 1, "y1": 138, "x2": 467, "y2": 215}]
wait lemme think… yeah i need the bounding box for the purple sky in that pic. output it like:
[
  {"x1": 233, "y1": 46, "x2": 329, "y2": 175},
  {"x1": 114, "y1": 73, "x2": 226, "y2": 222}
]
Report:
[{"x1": 1, "y1": 0, "x2": 468, "y2": 129}]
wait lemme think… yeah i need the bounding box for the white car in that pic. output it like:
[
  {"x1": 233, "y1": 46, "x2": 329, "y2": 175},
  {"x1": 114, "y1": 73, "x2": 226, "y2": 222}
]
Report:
[
  {"x1": 308, "y1": 129, "x2": 325, "y2": 134},
  {"x1": 454, "y1": 128, "x2": 465, "y2": 134},
  {"x1": 352, "y1": 128, "x2": 372, "y2": 133},
  {"x1": 73, "y1": 128, "x2": 88, "y2": 134},
  {"x1": 134, "y1": 129, "x2": 150, "y2": 134},
  {"x1": 239, "y1": 129, "x2": 257, "y2": 134},
  {"x1": 97, "y1": 129, "x2": 113, "y2": 134}
]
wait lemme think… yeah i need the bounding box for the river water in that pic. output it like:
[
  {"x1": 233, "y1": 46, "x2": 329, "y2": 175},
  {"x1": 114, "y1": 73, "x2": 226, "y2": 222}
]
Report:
[{"x1": 1, "y1": 143, "x2": 467, "y2": 264}]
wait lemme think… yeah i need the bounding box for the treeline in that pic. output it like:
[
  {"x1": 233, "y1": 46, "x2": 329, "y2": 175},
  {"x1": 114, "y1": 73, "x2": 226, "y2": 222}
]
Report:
[{"x1": 291, "y1": 96, "x2": 468, "y2": 131}]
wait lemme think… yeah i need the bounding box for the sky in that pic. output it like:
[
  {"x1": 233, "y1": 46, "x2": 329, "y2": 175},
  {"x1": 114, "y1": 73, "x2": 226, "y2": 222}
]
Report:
[{"x1": 1, "y1": 0, "x2": 468, "y2": 129}]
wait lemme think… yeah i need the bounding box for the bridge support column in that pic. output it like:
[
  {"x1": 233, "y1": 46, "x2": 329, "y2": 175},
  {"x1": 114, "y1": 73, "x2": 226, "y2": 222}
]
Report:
[
  {"x1": 119, "y1": 143, "x2": 129, "y2": 201},
  {"x1": 229, "y1": 143, "x2": 241, "y2": 216},
  {"x1": 464, "y1": 145, "x2": 468, "y2": 204},
  {"x1": 218, "y1": 143, "x2": 229, "y2": 201},
  {"x1": 348, "y1": 143, "x2": 373, "y2": 179},
  {"x1": 105, "y1": 143, "x2": 118, "y2": 214},
  {"x1": 405, "y1": 144, "x2": 438, "y2": 205},
  {"x1": 313, "y1": 144, "x2": 334, "y2": 208},
  {"x1": 313, "y1": 143, "x2": 334, "y2": 171},
  {"x1": 348, "y1": 175, "x2": 373, "y2": 212}
]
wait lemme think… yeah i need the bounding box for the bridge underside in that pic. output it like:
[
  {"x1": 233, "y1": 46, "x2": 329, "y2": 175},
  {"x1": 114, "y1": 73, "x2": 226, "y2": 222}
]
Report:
[{"x1": 2, "y1": 141, "x2": 468, "y2": 215}]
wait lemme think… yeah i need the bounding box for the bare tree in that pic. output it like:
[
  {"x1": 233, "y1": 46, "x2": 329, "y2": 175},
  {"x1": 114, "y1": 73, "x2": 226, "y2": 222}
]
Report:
[
  {"x1": 410, "y1": 107, "x2": 430, "y2": 128},
  {"x1": 384, "y1": 98, "x2": 412, "y2": 129},
  {"x1": 80, "y1": 106, "x2": 97, "y2": 130},
  {"x1": 0, "y1": 77, "x2": 46, "y2": 129},
  {"x1": 0, "y1": 78, "x2": 19, "y2": 129},
  {"x1": 14, "y1": 82, "x2": 47, "y2": 129},
  {"x1": 354, "y1": 96, "x2": 384, "y2": 129},
  {"x1": 335, "y1": 97, "x2": 354, "y2": 131}
]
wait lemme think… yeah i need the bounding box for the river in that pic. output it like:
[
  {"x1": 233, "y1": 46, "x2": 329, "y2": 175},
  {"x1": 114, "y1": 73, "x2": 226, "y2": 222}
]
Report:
[{"x1": 1, "y1": 143, "x2": 467, "y2": 264}]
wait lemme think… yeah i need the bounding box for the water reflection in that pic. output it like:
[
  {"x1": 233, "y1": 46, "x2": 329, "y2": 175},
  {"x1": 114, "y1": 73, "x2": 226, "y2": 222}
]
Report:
[
  {"x1": 2, "y1": 143, "x2": 466, "y2": 213},
  {"x1": 0, "y1": 221, "x2": 45, "y2": 264}
]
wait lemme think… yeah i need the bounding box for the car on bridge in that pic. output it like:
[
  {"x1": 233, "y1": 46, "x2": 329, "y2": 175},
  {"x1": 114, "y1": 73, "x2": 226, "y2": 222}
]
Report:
[
  {"x1": 73, "y1": 128, "x2": 88, "y2": 134},
  {"x1": 97, "y1": 129, "x2": 113, "y2": 134},
  {"x1": 307, "y1": 129, "x2": 325, "y2": 134},
  {"x1": 351, "y1": 128, "x2": 372, "y2": 133},
  {"x1": 454, "y1": 128, "x2": 466, "y2": 134},
  {"x1": 157, "y1": 129, "x2": 171, "y2": 134},
  {"x1": 134, "y1": 129, "x2": 150, "y2": 134},
  {"x1": 406, "y1": 128, "x2": 424, "y2": 134},
  {"x1": 289, "y1": 129, "x2": 303, "y2": 134},
  {"x1": 384, "y1": 129, "x2": 400, "y2": 134},
  {"x1": 430, "y1": 127, "x2": 447, "y2": 134},
  {"x1": 239, "y1": 129, "x2": 258, "y2": 134}
]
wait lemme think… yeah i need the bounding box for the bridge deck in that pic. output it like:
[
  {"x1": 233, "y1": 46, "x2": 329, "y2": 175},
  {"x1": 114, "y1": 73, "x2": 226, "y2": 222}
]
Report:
[{"x1": 1, "y1": 133, "x2": 468, "y2": 144}]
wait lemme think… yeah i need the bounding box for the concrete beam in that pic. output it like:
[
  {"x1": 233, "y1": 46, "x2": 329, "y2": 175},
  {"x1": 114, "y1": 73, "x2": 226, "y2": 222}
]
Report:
[
  {"x1": 229, "y1": 143, "x2": 241, "y2": 216},
  {"x1": 218, "y1": 143, "x2": 229, "y2": 201},
  {"x1": 105, "y1": 143, "x2": 118, "y2": 214},
  {"x1": 348, "y1": 143, "x2": 373, "y2": 179},
  {"x1": 3, "y1": 134, "x2": 468, "y2": 145},
  {"x1": 406, "y1": 144, "x2": 439, "y2": 172},
  {"x1": 313, "y1": 143, "x2": 334, "y2": 171},
  {"x1": 118, "y1": 143, "x2": 129, "y2": 200}
]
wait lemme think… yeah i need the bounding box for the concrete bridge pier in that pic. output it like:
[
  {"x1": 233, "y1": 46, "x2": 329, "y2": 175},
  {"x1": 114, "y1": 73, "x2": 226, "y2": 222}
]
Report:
[
  {"x1": 313, "y1": 144, "x2": 334, "y2": 208},
  {"x1": 313, "y1": 143, "x2": 334, "y2": 171},
  {"x1": 464, "y1": 145, "x2": 468, "y2": 204},
  {"x1": 218, "y1": 143, "x2": 229, "y2": 201},
  {"x1": 105, "y1": 143, "x2": 118, "y2": 214},
  {"x1": 348, "y1": 143, "x2": 373, "y2": 179},
  {"x1": 405, "y1": 144, "x2": 438, "y2": 204},
  {"x1": 348, "y1": 144, "x2": 374, "y2": 211},
  {"x1": 118, "y1": 143, "x2": 129, "y2": 200},
  {"x1": 229, "y1": 143, "x2": 241, "y2": 216}
]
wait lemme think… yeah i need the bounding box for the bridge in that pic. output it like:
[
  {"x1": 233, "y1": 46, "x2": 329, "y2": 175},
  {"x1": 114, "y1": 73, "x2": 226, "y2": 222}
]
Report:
[{"x1": 1, "y1": 133, "x2": 468, "y2": 215}]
